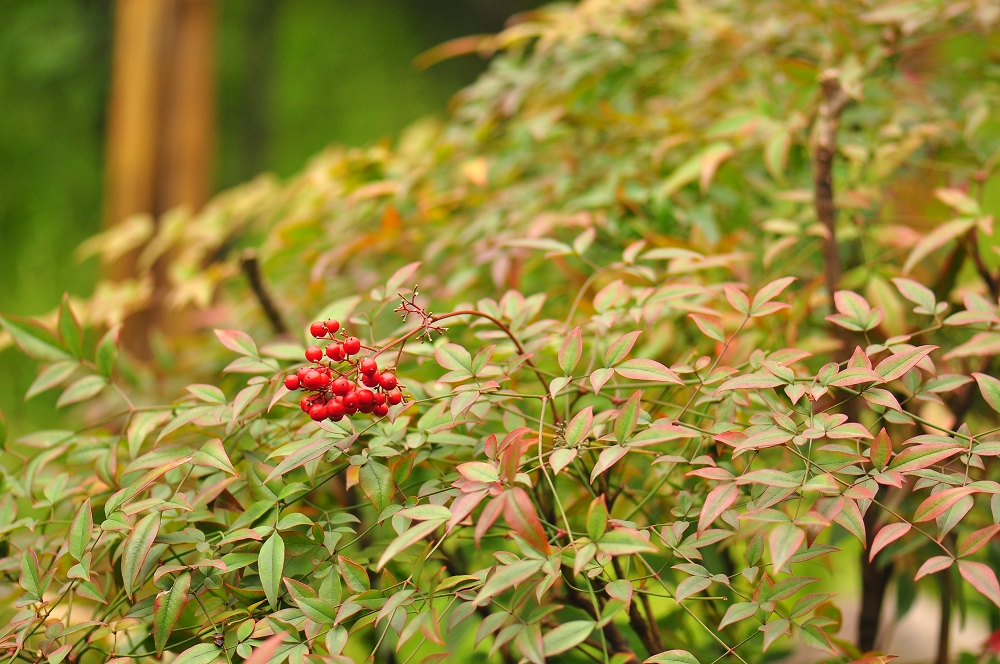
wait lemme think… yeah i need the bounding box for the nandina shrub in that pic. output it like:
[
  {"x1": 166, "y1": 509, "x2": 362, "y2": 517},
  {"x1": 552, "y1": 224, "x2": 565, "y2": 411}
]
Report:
[{"x1": 4, "y1": 2, "x2": 1000, "y2": 664}]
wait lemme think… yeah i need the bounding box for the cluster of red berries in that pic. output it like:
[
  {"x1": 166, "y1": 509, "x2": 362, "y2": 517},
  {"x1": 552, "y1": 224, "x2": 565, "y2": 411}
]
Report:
[{"x1": 283, "y1": 319, "x2": 405, "y2": 422}]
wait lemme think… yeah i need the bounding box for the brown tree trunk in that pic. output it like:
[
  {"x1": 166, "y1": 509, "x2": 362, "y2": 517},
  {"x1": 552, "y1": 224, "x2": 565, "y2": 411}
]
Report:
[{"x1": 104, "y1": 0, "x2": 217, "y2": 359}]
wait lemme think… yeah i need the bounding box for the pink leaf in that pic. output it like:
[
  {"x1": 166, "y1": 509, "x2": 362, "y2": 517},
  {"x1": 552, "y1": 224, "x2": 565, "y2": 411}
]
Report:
[
  {"x1": 698, "y1": 483, "x2": 738, "y2": 534},
  {"x1": 869, "y1": 523, "x2": 911, "y2": 562},
  {"x1": 213, "y1": 329, "x2": 258, "y2": 357},
  {"x1": 959, "y1": 560, "x2": 1000, "y2": 608},
  {"x1": 915, "y1": 556, "x2": 954, "y2": 580},
  {"x1": 769, "y1": 523, "x2": 805, "y2": 574}
]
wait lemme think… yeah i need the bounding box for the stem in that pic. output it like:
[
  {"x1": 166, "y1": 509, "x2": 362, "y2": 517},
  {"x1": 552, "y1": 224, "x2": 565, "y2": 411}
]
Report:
[{"x1": 240, "y1": 249, "x2": 288, "y2": 334}]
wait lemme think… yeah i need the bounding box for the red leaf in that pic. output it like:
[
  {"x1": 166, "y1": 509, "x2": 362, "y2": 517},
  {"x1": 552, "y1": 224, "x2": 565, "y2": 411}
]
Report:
[
  {"x1": 245, "y1": 631, "x2": 288, "y2": 664},
  {"x1": 751, "y1": 277, "x2": 796, "y2": 313},
  {"x1": 503, "y1": 488, "x2": 551, "y2": 554},
  {"x1": 698, "y1": 483, "x2": 738, "y2": 534},
  {"x1": 913, "y1": 487, "x2": 977, "y2": 522},
  {"x1": 959, "y1": 560, "x2": 1000, "y2": 608},
  {"x1": 958, "y1": 524, "x2": 1000, "y2": 558},
  {"x1": 869, "y1": 523, "x2": 910, "y2": 561},
  {"x1": 475, "y1": 494, "x2": 506, "y2": 547},
  {"x1": 915, "y1": 556, "x2": 953, "y2": 580},
  {"x1": 769, "y1": 523, "x2": 805, "y2": 573}
]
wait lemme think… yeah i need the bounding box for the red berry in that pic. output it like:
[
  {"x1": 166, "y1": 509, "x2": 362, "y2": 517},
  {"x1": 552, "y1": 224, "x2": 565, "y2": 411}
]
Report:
[
  {"x1": 326, "y1": 344, "x2": 344, "y2": 361},
  {"x1": 310, "y1": 321, "x2": 328, "y2": 338},
  {"x1": 344, "y1": 391, "x2": 359, "y2": 410},
  {"x1": 326, "y1": 399, "x2": 346, "y2": 420},
  {"x1": 331, "y1": 377, "x2": 351, "y2": 396},
  {"x1": 300, "y1": 397, "x2": 312, "y2": 412},
  {"x1": 305, "y1": 346, "x2": 323, "y2": 363},
  {"x1": 374, "y1": 391, "x2": 386, "y2": 406},
  {"x1": 343, "y1": 336, "x2": 361, "y2": 355},
  {"x1": 297, "y1": 367, "x2": 310, "y2": 382},
  {"x1": 361, "y1": 372, "x2": 380, "y2": 388},
  {"x1": 374, "y1": 404, "x2": 389, "y2": 417},
  {"x1": 325, "y1": 319, "x2": 340, "y2": 334},
  {"x1": 379, "y1": 373, "x2": 397, "y2": 391},
  {"x1": 309, "y1": 404, "x2": 327, "y2": 421},
  {"x1": 360, "y1": 358, "x2": 378, "y2": 375},
  {"x1": 303, "y1": 369, "x2": 323, "y2": 389},
  {"x1": 387, "y1": 390, "x2": 402, "y2": 405},
  {"x1": 316, "y1": 372, "x2": 331, "y2": 389},
  {"x1": 284, "y1": 375, "x2": 300, "y2": 390},
  {"x1": 357, "y1": 389, "x2": 375, "y2": 409}
]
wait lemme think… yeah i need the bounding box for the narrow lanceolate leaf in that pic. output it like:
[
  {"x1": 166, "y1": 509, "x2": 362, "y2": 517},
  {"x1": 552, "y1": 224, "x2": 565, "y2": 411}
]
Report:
[
  {"x1": 590, "y1": 445, "x2": 628, "y2": 483},
  {"x1": 504, "y1": 487, "x2": 551, "y2": 554},
  {"x1": 259, "y1": 531, "x2": 285, "y2": 609},
  {"x1": 170, "y1": 643, "x2": 222, "y2": 664},
  {"x1": 959, "y1": 560, "x2": 1000, "y2": 608},
  {"x1": 675, "y1": 576, "x2": 712, "y2": 602},
  {"x1": 863, "y1": 388, "x2": 902, "y2": 412},
  {"x1": 95, "y1": 324, "x2": 121, "y2": 378},
  {"x1": 122, "y1": 512, "x2": 161, "y2": 599},
  {"x1": 644, "y1": 651, "x2": 700, "y2": 664},
  {"x1": 359, "y1": 459, "x2": 395, "y2": 513},
  {"x1": 751, "y1": 277, "x2": 796, "y2": 312},
  {"x1": 56, "y1": 375, "x2": 107, "y2": 409},
  {"x1": 214, "y1": 329, "x2": 258, "y2": 357},
  {"x1": 875, "y1": 345, "x2": 936, "y2": 382},
  {"x1": 868, "y1": 523, "x2": 910, "y2": 561},
  {"x1": 154, "y1": 571, "x2": 191, "y2": 655},
  {"x1": 376, "y1": 519, "x2": 445, "y2": 571},
  {"x1": 614, "y1": 391, "x2": 642, "y2": 443},
  {"x1": 973, "y1": 373, "x2": 1000, "y2": 413},
  {"x1": 869, "y1": 428, "x2": 892, "y2": 471},
  {"x1": 914, "y1": 487, "x2": 977, "y2": 522},
  {"x1": 769, "y1": 523, "x2": 804, "y2": 573},
  {"x1": 605, "y1": 331, "x2": 641, "y2": 366},
  {"x1": 615, "y1": 358, "x2": 683, "y2": 384},
  {"x1": 69, "y1": 498, "x2": 93, "y2": 561},
  {"x1": 542, "y1": 620, "x2": 594, "y2": 656},
  {"x1": 699, "y1": 483, "x2": 738, "y2": 534},
  {"x1": 915, "y1": 556, "x2": 954, "y2": 580},
  {"x1": 564, "y1": 406, "x2": 593, "y2": 447},
  {"x1": 718, "y1": 602, "x2": 758, "y2": 630},
  {"x1": 19, "y1": 550, "x2": 40, "y2": 598},
  {"x1": 244, "y1": 631, "x2": 287, "y2": 664},
  {"x1": 192, "y1": 439, "x2": 238, "y2": 475},
  {"x1": 25, "y1": 361, "x2": 77, "y2": 400},
  {"x1": 105, "y1": 456, "x2": 192, "y2": 514},
  {"x1": 474, "y1": 559, "x2": 545, "y2": 606},
  {"x1": 0, "y1": 315, "x2": 70, "y2": 362},
  {"x1": 558, "y1": 327, "x2": 583, "y2": 374},
  {"x1": 264, "y1": 436, "x2": 345, "y2": 483},
  {"x1": 888, "y1": 443, "x2": 963, "y2": 473},
  {"x1": 716, "y1": 373, "x2": 785, "y2": 393},
  {"x1": 958, "y1": 524, "x2": 1000, "y2": 557},
  {"x1": 903, "y1": 218, "x2": 976, "y2": 274},
  {"x1": 688, "y1": 314, "x2": 725, "y2": 342}
]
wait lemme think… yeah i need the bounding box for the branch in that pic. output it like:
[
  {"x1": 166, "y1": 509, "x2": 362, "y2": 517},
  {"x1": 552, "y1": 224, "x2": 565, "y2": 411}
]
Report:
[
  {"x1": 240, "y1": 249, "x2": 288, "y2": 334},
  {"x1": 812, "y1": 68, "x2": 851, "y2": 300}
]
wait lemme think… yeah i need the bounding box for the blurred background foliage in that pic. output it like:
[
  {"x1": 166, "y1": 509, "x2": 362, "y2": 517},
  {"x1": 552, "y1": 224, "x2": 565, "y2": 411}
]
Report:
[{"x1": 0, "y1": 0, "x2": 538, "y2": 435}]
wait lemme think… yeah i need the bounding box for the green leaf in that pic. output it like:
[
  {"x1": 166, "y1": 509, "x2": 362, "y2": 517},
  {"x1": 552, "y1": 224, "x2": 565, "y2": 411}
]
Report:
[
  {"x1": 154, "y1": 572, "x2": 191, "y2": 655},
  {"x1": 875, "y1": 345, "x2": 936, "y2": 382},
  {"x1": 558, "y1": 327, "x2": 583, "y2": 375},
  {"x1": 761, "y1": 618, "x2": 790, "y2": 652},
  {"x1": 597, "y1": 528, "x2": 658, "y2": 556},
  {"x1": 474, "y1": 559, "x2": 545, "y2": 606},
  {"x1": 338, "y1": 555, "x2": 370, "y2": 593},
  {"x1": 264, "y1": 437, "x2": 345, "y2": 483},
  {"x1": 192, "y1": 439, "x2": 237, "y2": 475},
  {"x1": 614, "y1": 390, "x2": 642, "y2": 443},
  {"x1": 0, "y1": 315, "x2": 71, "y2": 362},
  {"x1": 974, "y1": 372, "x2": 1000, "y2": 412},
  {"x1": 768, "y1": 523, "x2": 804, "y2": 573},
  {"x1": 644, "y1": 651, "x2": 700, "y2": 664},
  {"x1": 69, "y1": 498, "x2": 93, "y2": 561},
  {"x1": 47, "y1": 644, "x2": 71, "y2": 664},
  {"x1": 127, "y1": 410, "x2": 170, "y2": 458},
  {"x1": 58, "y1": 294, "x2": 83, "y2": 357},
  {"x1": 56, "y1": 375, "x2": 107, "y2": 409},
  {"x1": 869, "y1": 428, "x2": 892, "y2": 470},
  {"x1": 564, "y1": 406, "x2": 593, "y2": 447},
  {"x1": 295, "y1": 597, "x2": 339, "y2": 624},
  {"x1": 542, "y1": 620, "x2": 594, "y2": 656},
  {"x1": 605, "y1": 331, "x2": 641, "y2": 366},
  {"x1": 19, "y1": 549, "x2": 40, "y2": 598},
  {"x1": 185, "y1": 384, "x2": 227, "y2": 404},
  {"x1": 259, "y1": 531, "x2": 285, "y2": 609},
  {"x1": 675, "y1": 576, "x2": 712, "y2": 602},
  {"x1": 170, "y1": 643, "x2": 221, "y2": 664},
  {"x1": 122, "y1": 512, "x2": 161, "y2": 599},
  {"x1": 359, "y1": 460, "x2": 394, "y2": 513},
  {"x1": 376, "y1": 519, "x2": 445, "y2": 571},
  {"x1": 214, "y1": 329, "x2": 258, "y2": 357},
  {"x1": 105, "y1": 456, "x2": 192, "y2": 514},
  {"x1": 615, "y1": 359, "x2": 683, "y2": 384},
  {"x1": 688, "y1": 314, "x2": 725, "y2": 342},
  {"x1": 586, "y1": 495, "x2": 608, "y2": 541},
  {"x1": 435, "y1": 343, "x2": 473, "y2": 372},
  {"x1": 718, "y1": 602, "x2": 758, "y2": 629},
  {"x1": 25, "y1": 361, "x2": 77, "y2": 400},
  {"x1": 95, "y1": 324, "x2": 121, "y2": 378}
]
